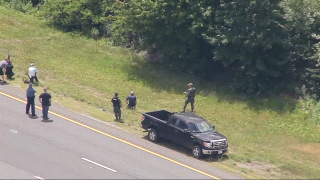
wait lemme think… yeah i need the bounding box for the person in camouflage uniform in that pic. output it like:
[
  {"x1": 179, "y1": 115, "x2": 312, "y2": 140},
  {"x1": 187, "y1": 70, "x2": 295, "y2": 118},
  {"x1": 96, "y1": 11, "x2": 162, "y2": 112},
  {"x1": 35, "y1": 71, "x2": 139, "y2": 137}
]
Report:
[
  {"x1": 111, "y1": 92, "x2": 122, "y2": 120},
  {"x1": 183, "y1": 83, "x2": 196, "y2": 112}
]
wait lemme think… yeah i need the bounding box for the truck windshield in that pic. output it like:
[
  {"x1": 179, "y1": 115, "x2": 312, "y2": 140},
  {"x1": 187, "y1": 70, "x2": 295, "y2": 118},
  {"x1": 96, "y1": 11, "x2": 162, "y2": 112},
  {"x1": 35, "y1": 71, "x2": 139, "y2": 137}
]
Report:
[{"x1": 188, "y1": 121, "x2": 213, "y2": 133}]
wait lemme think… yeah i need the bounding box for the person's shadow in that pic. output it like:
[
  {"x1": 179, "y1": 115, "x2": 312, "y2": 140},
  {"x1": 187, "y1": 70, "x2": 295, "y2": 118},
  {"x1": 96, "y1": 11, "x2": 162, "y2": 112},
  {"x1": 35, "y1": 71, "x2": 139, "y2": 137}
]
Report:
[
  {"x1": 41, "y1": 119, "x2": 53, "y2": 123},
  {"x1": 0, "y1": 82, "x2": 9, "y2": 85},
  {"x1": 28, "y1": 114, "x2": 39, "y2": 119}
]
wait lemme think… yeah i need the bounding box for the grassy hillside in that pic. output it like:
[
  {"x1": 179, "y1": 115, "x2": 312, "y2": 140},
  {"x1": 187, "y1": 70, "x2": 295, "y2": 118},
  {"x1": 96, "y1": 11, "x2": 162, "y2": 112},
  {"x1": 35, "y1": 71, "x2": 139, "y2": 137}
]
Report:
[{"x1": 1, "y1": 6, "x2": 320, "y2": 179}]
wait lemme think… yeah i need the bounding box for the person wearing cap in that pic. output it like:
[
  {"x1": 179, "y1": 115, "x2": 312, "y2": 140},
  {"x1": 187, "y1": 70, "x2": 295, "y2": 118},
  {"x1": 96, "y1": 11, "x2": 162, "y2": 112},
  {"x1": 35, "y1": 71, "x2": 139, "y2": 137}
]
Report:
[
  {"x1": 0, "y1": 54, "x2": 10, "y2": 83},
  {"x1": 28, "y1": 63, "x2": 39, "y2": 84},
  {"x1": 111, "y1": 93, "x2": 122, "y2": 120},
  {"x1": 39, "y1": 87, "x2": 52, "y2": 120},
  {"x1": 5, "y1": 61, "x2": 15, "y2": 79},
  {"x1": 26, "y1": 83, "x2": 37, "y2": 116},
  {"x1": 183, "y1": 83, "x2": 196, "y2": 112},
  {"x1": 126, "y1": 91, "x2": 137, "y2": 109}
]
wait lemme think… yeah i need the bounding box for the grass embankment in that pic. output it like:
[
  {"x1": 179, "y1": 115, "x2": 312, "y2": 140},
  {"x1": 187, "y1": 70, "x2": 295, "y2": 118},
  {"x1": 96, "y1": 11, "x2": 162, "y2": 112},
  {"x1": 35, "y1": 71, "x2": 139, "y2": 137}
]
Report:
[{"x1": 1, "y1": 7, "x2": 319, "y2": 179}]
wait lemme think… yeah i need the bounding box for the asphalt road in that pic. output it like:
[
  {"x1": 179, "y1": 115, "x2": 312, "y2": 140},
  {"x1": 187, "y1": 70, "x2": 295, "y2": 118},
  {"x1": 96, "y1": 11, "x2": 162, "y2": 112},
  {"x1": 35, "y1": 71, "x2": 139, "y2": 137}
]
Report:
[{"x1": 0, "y1": 85, "x2": 242, "y2": 179}]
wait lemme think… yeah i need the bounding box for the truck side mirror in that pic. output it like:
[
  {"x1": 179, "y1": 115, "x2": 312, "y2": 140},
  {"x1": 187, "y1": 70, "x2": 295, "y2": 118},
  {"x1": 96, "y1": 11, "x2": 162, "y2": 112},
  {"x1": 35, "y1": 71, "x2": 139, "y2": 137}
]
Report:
[{"x1": 212, "y1": 125, "x2": 215, "y2": 130}]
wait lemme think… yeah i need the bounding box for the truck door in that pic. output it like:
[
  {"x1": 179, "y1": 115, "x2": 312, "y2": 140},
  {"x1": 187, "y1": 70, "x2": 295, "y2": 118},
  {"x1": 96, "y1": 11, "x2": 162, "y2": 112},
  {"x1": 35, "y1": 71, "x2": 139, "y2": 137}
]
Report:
[
  {"x1": 175, "y1": 120, "x2": 194, "y2": 148},
  {"x1": 166, "y1": 117, "x2": 179, "y2": 142}
]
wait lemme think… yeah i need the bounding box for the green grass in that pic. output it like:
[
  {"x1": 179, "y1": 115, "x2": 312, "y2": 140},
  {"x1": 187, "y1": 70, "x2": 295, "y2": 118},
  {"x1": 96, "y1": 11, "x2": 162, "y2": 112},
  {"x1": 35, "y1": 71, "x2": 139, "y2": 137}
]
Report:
[{"x1": 1, "y1": 6, "x2": 320, "y2": 179}]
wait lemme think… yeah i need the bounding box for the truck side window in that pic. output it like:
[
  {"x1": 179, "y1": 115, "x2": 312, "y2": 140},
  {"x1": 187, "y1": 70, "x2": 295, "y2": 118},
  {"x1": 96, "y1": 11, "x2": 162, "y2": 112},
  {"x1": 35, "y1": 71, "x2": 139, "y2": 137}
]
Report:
[
  {"x1": 177, "y1": 120, "x2": 188, "y2": 130},
  {"x1": 169, "y1": 118, "x2": 178, "y2": 126}
]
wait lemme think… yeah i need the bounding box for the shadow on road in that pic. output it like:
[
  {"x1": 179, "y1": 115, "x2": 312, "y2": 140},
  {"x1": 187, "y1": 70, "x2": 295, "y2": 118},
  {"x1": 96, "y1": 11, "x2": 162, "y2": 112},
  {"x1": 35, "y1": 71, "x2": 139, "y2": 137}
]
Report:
[
  {"x1": 41, "y1": 119, "x2": 53, "y2": 123},
  {"x1": 28, "y1": 114, "x2": 39, "y2": 119},
  {"x1": 142, "y1": 136, "x2": 229, "y2": 162}
]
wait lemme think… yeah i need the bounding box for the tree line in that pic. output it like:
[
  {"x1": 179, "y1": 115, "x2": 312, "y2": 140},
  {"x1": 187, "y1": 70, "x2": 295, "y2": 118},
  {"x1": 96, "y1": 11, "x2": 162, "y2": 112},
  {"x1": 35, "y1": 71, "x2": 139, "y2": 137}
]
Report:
[{"x1": 1, "y1": 0, "x2": 320, "y2": 97}]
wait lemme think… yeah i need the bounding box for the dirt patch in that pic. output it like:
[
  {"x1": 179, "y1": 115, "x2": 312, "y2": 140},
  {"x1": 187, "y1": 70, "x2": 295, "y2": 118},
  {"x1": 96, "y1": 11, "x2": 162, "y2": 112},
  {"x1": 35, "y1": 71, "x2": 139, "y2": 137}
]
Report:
[
  {"x1": 291, "y1": 143, "x2": 320, "y2": 161},
  {"x1": 236, "y1": 161, "x2": 281, "y2": 176}
]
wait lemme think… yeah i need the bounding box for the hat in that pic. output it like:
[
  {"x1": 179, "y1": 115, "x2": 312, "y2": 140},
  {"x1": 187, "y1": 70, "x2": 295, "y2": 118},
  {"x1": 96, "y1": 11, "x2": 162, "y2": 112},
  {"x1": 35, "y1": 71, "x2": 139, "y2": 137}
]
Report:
[
  {"x1": 130, "y1": 91, "x2": 134, "y2": 94},
  {"x1": 188, "y1": 83, "x2": 193, "y2": 86},
  {"x1": 29, "y1": 83, "x2": 33, "y2": 86},
  {"x1": 115, "y1": 92, "x2": 118, "y2": 96},
  {"x1": 30, "y1": 63, "x2": 34, "y2": 67}
]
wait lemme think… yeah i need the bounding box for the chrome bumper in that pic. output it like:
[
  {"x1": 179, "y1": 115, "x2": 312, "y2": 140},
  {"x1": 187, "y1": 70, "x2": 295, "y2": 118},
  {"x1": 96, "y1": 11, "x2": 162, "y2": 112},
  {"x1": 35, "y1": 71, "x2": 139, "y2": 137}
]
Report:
[{"x1": 202, "y1": 148, "x2": 228, "y2": 155}]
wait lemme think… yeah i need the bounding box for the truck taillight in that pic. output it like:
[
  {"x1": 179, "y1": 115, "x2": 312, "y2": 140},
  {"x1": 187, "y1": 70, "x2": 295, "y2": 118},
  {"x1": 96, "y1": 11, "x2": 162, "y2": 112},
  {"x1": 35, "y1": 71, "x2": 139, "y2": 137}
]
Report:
[{"x1": 142, "y1": 116, "x2": 145, "y2": 121}]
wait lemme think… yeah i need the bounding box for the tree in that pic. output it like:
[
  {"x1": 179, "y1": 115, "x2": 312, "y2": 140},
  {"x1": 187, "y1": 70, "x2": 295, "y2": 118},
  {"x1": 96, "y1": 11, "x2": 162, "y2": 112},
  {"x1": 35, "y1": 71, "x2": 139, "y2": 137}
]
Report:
[
  {"x1": 116, "y1": 0, "x2": 294, "y2": 94},
  {"x1": 40, "y1": 0, "x2": 116, "y2": 38},
  {"x1": 281, "y1": 0, "x2": 320, "y2": 96},
  {"x1": 206, "y1": 0, "x2": 293, "y2": 93}
]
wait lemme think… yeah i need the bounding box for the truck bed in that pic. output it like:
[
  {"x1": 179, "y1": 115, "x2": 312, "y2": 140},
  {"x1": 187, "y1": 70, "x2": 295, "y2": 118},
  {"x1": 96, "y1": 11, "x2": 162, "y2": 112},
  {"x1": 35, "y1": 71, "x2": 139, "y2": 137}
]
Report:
[{"x1": 144, "y1": 110, "x2": 173, "y2": 122}]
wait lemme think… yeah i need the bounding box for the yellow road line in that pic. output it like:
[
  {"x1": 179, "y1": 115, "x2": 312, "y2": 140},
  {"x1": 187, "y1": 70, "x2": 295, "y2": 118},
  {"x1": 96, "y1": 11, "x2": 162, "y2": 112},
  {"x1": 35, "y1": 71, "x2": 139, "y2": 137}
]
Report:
[{"x1": 0, "y1": 91, "x2": 220, "y2": 179}]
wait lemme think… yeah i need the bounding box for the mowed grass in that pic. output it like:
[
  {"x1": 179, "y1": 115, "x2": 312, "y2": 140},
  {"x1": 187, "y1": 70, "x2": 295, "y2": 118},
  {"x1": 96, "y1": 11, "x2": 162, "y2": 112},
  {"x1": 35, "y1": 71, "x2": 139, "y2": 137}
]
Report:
[{"x1": 1, "y1": 7, "x2": 320, "y2": 179}]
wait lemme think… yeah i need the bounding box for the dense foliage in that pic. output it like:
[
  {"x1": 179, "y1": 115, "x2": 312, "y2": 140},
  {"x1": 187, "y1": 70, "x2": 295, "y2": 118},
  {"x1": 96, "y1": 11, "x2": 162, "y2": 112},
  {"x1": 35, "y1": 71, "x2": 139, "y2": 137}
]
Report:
[{"x1": 1, "y1": 0, "x2": 320, "y2": 96}]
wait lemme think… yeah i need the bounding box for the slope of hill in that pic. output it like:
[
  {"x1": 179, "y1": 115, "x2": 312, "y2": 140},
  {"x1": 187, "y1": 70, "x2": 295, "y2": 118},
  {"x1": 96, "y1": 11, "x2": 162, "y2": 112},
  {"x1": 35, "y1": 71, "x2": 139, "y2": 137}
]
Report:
[{"x1": 0, "y1": 6, "x2": 319, "y2": 179}]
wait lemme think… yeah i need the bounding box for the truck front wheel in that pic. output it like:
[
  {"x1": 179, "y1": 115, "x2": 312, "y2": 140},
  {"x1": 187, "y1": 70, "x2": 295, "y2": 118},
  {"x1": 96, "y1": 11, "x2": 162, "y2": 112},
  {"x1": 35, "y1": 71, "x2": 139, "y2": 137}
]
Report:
[
  {"x1": 148, "y1": 129, "x2": 158, "y2": 142},
  {"x1": 192, "y1": 145, "x2": 203, "y2": 159}
]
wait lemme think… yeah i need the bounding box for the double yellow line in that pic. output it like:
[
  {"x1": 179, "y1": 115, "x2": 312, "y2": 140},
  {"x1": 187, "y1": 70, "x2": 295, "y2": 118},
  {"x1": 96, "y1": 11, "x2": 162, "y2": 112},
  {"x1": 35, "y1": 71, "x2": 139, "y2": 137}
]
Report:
[{"x1": 0, "y1": 91, "x2": 220, "y2": 179}]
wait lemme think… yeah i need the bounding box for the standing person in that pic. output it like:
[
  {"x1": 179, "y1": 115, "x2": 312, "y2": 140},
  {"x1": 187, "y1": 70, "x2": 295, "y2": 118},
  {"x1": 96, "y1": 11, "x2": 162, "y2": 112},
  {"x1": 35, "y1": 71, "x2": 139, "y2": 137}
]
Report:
[
  {"x1": 0, "y1": 54, "x2": 10, "y2": 83},
  {"x1": 126, "y1": 91, "x2": 137, "y2": 109},
  {"x1": 183, "y1": 83, "x2": 196, "y2": 112},
  {"x1": 28, "y1": 63, "x2": 38, "y2": 84},
  {"x1": 39, "y1": 88, "x2": 52, "y2": 120},
  {"x1": 26, "y1": 83, "x2": 37, "y2": 116},
  {"x1": 34, "y1": 64, "x2": 39, "y2": 82},
  {"x1": 111, "y1": 93, "x2": 122, "y2": 120},
  {"x1": 5, "y1": 61, "x2": 15, "y2": 79}
]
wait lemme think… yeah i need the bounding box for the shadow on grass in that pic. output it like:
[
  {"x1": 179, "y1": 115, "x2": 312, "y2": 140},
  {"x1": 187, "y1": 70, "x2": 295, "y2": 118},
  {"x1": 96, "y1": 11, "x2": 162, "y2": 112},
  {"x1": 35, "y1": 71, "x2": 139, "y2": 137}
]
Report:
[
  {"x1": 142, "y1": 136, "x2": 229, "y2": 162},
  {"x1": 114, "y1": 119, "x2": 125, "y2": 123},
  {"x1": 123, "y1": 58, "x2": 297, "y2": 114}
]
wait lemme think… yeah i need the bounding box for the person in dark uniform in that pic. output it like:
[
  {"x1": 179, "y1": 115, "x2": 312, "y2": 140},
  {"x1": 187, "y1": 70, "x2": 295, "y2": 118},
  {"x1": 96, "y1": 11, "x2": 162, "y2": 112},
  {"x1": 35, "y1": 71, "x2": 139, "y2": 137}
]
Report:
[
  {"x1": 5, "y1": 61, "x2": 15, "y2": 79},
  {"x1": 26, "y1": 83, "x2": 37, "y2": 116},
  {"x1": 111, "y1": 92, "x2": 122, "y2": 120},
  {"x1": 183, "y1": 83, "x2": 196, "y2": 112}
]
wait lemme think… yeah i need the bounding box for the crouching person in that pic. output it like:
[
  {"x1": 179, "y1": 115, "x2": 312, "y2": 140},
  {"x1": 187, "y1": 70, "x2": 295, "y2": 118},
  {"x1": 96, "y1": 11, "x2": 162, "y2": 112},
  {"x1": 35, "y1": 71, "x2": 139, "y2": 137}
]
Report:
[
  {"x1": 126, "y1": 91, "x2": 137, "y2": 109},
  {"x1": 5, "y1": 61, "x2": 15, "y2": 79}
]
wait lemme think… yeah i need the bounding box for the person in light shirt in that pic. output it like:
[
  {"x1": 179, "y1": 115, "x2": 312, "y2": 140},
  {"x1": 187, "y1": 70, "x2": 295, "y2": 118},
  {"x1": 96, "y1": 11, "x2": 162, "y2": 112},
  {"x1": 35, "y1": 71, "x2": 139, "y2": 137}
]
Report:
[
  {"x1": 0, "y1": 54, "x2": 10, "y2": 83},
  {"x1": 28, "y1": 63, "x2": 39, "y2": 84}
]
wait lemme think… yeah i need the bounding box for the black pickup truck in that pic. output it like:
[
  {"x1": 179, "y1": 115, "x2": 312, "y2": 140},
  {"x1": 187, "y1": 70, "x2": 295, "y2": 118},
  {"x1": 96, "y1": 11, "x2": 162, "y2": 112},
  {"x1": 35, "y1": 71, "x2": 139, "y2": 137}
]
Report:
[{"x1": 141, "y1": 110, "x2": 228, "y2": 159}]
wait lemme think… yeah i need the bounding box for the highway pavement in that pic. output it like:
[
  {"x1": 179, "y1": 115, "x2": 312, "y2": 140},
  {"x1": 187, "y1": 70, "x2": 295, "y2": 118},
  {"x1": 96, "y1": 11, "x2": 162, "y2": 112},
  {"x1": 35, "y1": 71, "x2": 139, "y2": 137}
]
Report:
[{"x1": 0, "y1": 85, "x2": 242, "y2": 179}]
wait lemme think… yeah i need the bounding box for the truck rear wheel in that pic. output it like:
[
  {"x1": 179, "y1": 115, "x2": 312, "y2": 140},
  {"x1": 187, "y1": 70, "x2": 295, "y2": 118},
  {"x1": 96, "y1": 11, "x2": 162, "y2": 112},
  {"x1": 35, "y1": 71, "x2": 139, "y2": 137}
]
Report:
[
  {"x1": 148, "y1": 129, "x2": 158, "y2": 142},
  {"x1": 192, "y1": 145, "x2": 203, "y2": 159}
]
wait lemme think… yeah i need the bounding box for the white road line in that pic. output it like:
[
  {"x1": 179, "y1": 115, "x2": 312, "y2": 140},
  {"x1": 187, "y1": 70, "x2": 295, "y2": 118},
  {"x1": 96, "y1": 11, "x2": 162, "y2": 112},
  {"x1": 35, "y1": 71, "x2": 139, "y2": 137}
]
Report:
[
  {"x1": 81, "y1": 158, "x2": 117, "y2": 173},
  {"x1": 34, "y1": 176, "x2": 45, "y2": 180}
]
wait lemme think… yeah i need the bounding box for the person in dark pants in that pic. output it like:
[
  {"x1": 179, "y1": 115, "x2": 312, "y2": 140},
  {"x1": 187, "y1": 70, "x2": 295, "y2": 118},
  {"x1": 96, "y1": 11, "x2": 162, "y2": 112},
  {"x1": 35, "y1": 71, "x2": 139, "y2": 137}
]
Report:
[
  {"x1": 111, "y1": 93, "x2": 122, "y2": 120},
  {"x1": 183, "y1": 83, "x2": 196, "y2": 112},
  {"x1": 5, "y1": 61, "x2": 15, "y2": 79},
  {"x1": 126, "y1": 91, "x2": 137, "y2": 109},
  {"x1": 39, "y1": 88, "x2": 51, "y2": 120},
  {"x1": 26, "y1": 83, "x2": 37, "y2": 116}
]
